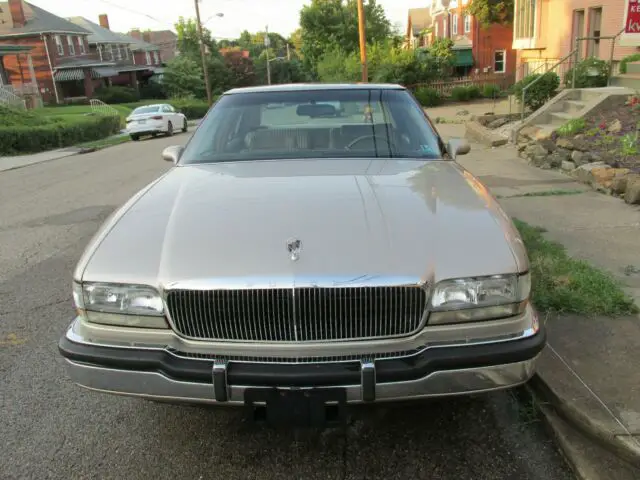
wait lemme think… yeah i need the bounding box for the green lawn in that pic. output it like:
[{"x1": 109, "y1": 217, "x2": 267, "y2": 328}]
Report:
[
  {"x1": 514, "y1": 219, "x2": 638, "y2": 316},
  {"x1": 33, "y1": 104, "x2": 133, "y2": 119}
]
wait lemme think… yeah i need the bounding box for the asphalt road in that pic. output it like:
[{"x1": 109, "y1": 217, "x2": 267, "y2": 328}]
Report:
[{"x1": 0, "y1": 134, "x2": 574, "y2": 480}]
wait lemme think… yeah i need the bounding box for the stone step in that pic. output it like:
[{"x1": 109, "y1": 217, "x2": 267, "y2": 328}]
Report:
[
  {"x1": 562, "y1": 100, "x2": 587, "y2": 114},
  {"x1": 610, "y1": 73, "x2": 640, "y2": 90},
  {"x1": 549, "y1": 111, "x2": 575, "y2": 125},
  {"x1": 625, "y1": 61, "x2": 640, "y2": 74}
]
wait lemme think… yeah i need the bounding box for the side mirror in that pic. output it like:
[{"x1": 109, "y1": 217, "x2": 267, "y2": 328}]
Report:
[
  {"x1": 162, "y1": 145, "x2": 184, "y2": 164},
  {"x1": 446, "y1": 138, "x2": 471, "y2": 159}
]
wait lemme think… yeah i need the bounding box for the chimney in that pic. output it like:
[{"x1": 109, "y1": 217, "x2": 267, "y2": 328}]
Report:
[
  {"x1": 9, "y1": 0, "x2": 26, "y2": 28},
  {"x1": 98, "y1": 14, "x2": 110, "y2": 30},
  {"x1": 130, "y1": 29, "x2": 141, "y2": 40},
  {"x1": 142, "y1": 31, "x2": 151, "y2": 43}
]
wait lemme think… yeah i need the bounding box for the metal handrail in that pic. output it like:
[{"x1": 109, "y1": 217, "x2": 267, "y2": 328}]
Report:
[
  {"x1": 520, "y1": 49, "x2": 577, "y2": 120},
  {"x1": 89, "y1": 99, "x2": 119, "y2": 116},
  {"x1": 0, "y1": 85, "x2": 27, "y2": 110}
]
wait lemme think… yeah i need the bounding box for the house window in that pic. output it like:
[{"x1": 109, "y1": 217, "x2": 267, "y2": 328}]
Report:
[
  {"x1": 145, "y1": 51, "x2": 151, "y2": 65},
  {"x1": 515, "y1": 0, "x2": 536, "y2": 39},
  {"x1": 78, "y1": 36, "x2": 86, "y2": 54},
  {"x1": 116, "y1": 44, "x2": 122, "y2": 60},
  {"x1": 153, "y1": 51, "x2": 159, "y2": 64},
  {"x1": 494, "y1": 50, "x2": 506, "y2": 73},
  {"x1": 106, "y1": 44, "x2": 114, "y2": 60},
  {"x1": 452, "y1": 14, "x2": 458, "y2": 35},
  {"x1": 464, "y1": 15, "x2": 471, "y2": 33},
  {"x1": 67, "y1": 35, "x2": 75, "y2": 55},
  {"x1": 54, "y1": 35, "x2": 64, "y2": 56}
]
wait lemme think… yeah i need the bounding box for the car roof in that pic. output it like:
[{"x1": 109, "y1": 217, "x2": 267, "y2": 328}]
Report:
[{"x1": 224, "y1": 83, "x2": 406, "y2": 95}]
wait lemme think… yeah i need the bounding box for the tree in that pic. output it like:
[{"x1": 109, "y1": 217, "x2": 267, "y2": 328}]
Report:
[
  {"x1": 429, "y1": 38, "x2": 454, "y2": 61},
  {"x1": 464, "y1": 0, "x2": 514, "y2": 28},
  {"x1": 175, "y1": 17, "x2": 220, "y2": 61},
  {"x1": 299, "y1": 0, "x2": 391, "y2": 76},
  {"x1": 163, "y1": 55, "x2": 205, "y2": 98},
  {"x1": 222, "y1": 49, "x2": 256, "y2": 88}
]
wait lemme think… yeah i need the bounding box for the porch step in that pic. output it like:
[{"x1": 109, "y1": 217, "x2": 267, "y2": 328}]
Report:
[
  {"x1": 549, "y1": 111, "x2": 576, "y2": 126},
  {"x1": 562, "y1": 100, "x2": 587, "y2": 114},
  {"x1": 625, "y1": 61, "x2": 640, "y2": 74}
]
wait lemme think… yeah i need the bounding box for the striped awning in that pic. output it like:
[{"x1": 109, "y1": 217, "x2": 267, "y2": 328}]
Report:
[
  {"x1": 91, "y1": 67, "x2": 119, "y2": 78},
  {"x1": 54, "y1": 68, "x2": 84, "y2": 81}
]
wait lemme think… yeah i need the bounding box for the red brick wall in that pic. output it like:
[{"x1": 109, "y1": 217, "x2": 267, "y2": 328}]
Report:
[
  {"x1": 0, "y1": 35, "x2": 55, "y2": 102},
  {"x1": 132, "y1": 50, "x2": 162, "y2": 66}
]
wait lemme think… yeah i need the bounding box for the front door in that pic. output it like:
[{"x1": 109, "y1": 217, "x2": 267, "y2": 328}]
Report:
[{"x1": 587, "y1": 7, "x2": 603, "y2": 58}]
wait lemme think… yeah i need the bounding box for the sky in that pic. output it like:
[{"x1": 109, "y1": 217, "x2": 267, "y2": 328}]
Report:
[{"x1": 29, "y1": 0, "x2": 425, "y2": 38}]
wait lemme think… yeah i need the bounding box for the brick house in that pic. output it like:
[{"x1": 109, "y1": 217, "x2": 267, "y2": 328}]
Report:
[
  {"x1": 68, "y1": 15, "x2": 162, "y2": 93},
  {"x1": 418, "y1": 0, "x2": 516, "y2": 78},
  {"x1": 130, "y1": 29, "x2": 178, "y2": 63},
  {"x1": 405, "y1": 8, "x2": 432, "y2": 49},
  {"x1": 512, "y1": 0, "x2": 640, "y2": 80}
]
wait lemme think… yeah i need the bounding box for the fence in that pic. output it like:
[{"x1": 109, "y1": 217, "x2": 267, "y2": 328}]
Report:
[
  {"x1": 407, "y1": 73, "x2": 516, "y2": 97},
  {"x1": 89, "y1": 99, "x2": 120, "y2": 117},
  {"x1": 0, "y1": 85, "x2": 26, "y2": 110}
]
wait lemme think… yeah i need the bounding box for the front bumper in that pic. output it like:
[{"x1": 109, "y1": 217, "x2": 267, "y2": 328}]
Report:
[{"x1": 59, "y1": 318, "x2": 546, "y2": 405}]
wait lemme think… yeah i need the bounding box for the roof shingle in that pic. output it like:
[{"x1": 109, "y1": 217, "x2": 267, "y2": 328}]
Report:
[{"x1": 0, "y1": 2, "x2": 90, "y2": 37}]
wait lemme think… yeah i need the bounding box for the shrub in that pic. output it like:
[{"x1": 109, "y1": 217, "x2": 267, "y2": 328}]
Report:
[
  {"x1": 0, "y1": 115, "x2": 121, "y2": 155},
  {"x1": 139, "y1": 82, "x2": 167, "y2": 100},
  {"x1": 482, "y1": 83, "x2": 501, "y2": 98},
  {"x1": 414, "y1": 87, "x2": 443, "y2": 107},
  {"x1": 170, "y1": 98, "x2": 212, "y2": 119},
  {"x1": 619, "y1": 53, "x2": 640, "y2": 74},
  {"x1": 557, "y1": 118, "x2": 586, "y2": 137},
  {"x1": 564, "y1": 57, "x2": 610, "y2": 88},
  {"x1": 95, "y1": 86, "x2": 140, "y2": 104},
  {"x1": 512, "y1": 72, "x2": 560, "y2": 111},
  {"x1": 451, "y1": 86, "x2": 471, "y2": 102},
  {"x1": 467, "y1": 85, "x2": 482, "y2": 100}
]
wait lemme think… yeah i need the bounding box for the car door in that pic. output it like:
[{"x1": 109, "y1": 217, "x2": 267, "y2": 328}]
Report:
[{"x1": 165, "y1": 104, "x2": 180, "y2": 127}]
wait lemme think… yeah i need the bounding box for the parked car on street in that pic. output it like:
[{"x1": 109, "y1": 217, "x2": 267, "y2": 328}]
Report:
[
  {"x1": 59, "y1": 83, "x2": 545, "y2": 428},
  {"x1": 125, "y1": 103, "x2": 188, "y2": 141}
]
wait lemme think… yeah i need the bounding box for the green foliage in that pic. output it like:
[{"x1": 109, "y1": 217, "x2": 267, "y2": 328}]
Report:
[
  {"x1": 222, "y1": 49, "x2": 256, "y2": 88},
  {"x1": 163, "y1": 55, "x2": 205, "y2": 99},
  {"x1": 513, "y1": 72, "x2": 560, "y2": 111},
  {"x1": 175, "y1": 17, "x2": 220, "y2": 62},
  {"x1": 414, "y1": 87, "x2": 443, "y2": 107},
  {"x1": 255, "y1": 58, "x2": 311, "y2": 85},
  {"x1": 464, "y1": 0, "x2": 514, "y2": 27},
  {"x1": 0, "y1": 105, "x2": 53, "y2": 126},
  {"x1": 299, "y1": 0, "x2": 391, "y2": 76},
  {"x1": 169, "y1": 98, "x2": 212, "y2": 119},
  {"x1": 316, "y1": 46, "x2": 361, "y2": 82},
  {"x1": 467, "y1": 85, "x2": 482, "y2": 99},
  {"x1": 428, "y1": 38, "x2": 454, "y2": 61},
  {"x1": 94, "y1": 86, "x2": 140, "y2": 104},
  {"x1": 619, "y1": 53, "x2": 640, "y2": 74},
  {"x1": 451, "y1": 86, "x2": 471, "y2": 102},
  {"x1": 565, "y1": 57, "x2": 610, "y2": 88},
  {"x1": 0, "y1": 115, "x2": 121, "y2": 155},
  {"x1": 556, "y1": 118, "x2": 586, "y2": 137},
  {"x1": 138, "y1": 82, "x2": 167, "y2": 100},
  {"x1": 620, "y1": 132, "x2": 639, "y2": 156},
  {"x1": 482, "y1": 83, "x2": 501, "y2": 98}
]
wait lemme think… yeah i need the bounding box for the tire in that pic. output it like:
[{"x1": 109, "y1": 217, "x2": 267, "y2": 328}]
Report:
[
  {"x1": 182, "y1": 119, "x2": 188, "y2": 133},
  {"x1": 166, "y1": 121, "x2": 173, "y2": 137},
  {"x1": 130, "y1": 134, "x2": 139, "y2": 141}
]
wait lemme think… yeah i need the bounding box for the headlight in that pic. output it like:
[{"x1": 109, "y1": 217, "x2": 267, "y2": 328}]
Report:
[
  {"x1": 73, "y1": 282, "x2": 167, "y2": 329},
  {"x1": 428, "y1": 274, "x2": 530, "y2": 325}
]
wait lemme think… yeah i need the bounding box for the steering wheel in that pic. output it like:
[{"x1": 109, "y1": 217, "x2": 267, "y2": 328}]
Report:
[{"x1": 345, "y1": 135, "x2": 395, "y2": 151}]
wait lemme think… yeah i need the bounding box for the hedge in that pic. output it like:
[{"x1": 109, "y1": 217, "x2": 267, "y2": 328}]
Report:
[
  {"x1": 619, "y1": 53, "x2": 640, "y2": 74},
  {"x1": 0, "y1": 115, "x2": 122, "y2": 155}
]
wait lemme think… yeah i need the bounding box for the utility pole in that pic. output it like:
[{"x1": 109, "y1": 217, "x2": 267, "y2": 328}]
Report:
[
  {"x1": 286, "y1": 43, "x2": 291, "y2": 61},
  {"x1": 194, "y1": 0, "x2": 212, "y2": 105},
  {"x1": 265, "y1": 25, "x2": 272, "y2": 85},
  {"x1": 356, "y1": 0, "x2": 368, "y2": 82}
]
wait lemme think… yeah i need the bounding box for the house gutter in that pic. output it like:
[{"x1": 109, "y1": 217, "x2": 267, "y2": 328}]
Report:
[{"x1": 42, "y1": 33, "x2": 60, "y2": 104}]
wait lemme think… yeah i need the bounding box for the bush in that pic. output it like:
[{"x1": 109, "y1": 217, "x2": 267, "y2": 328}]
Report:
[
  {"x1": 170, "y1": 98, "x2": 211, "y2": 119},
  {"x1": 450, "y1": 86, "x2": 471, "y2": 102},
  {"x1": 619, "y1": 53, "x2": 640, "y2": 74},
  {"x1": 482, "y1": 83, "x2": 501, "y2": 98},
  {"x1": 557, "y1": 118, "x2": 586, "y2": 137},
  {"x1": 414, "y1": 87, "x2": 443, "y2": 107},
  {"x1": 0, "y1": 115, "x2": 121, "y2": 155},
  {"x1": 564, "y1": 57, "x2": 609, "y2": 88},
  {"x1": 139, "y1": 82, "x2": 167, "y2": 100},
  {"x1": 513, "y1": 72, "x2": 560, "y2": 111},
  {"x1": 95, "y1": 86, "x2": 140, "y2": 104},
  {"x1": 467, "y1": 85, "x2": 482, "y2": 99}
]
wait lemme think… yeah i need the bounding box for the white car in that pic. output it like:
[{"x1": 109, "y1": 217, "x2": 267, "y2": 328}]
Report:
[{"x1": 125, "y1": 104, "x2": 188, "y2": 141}]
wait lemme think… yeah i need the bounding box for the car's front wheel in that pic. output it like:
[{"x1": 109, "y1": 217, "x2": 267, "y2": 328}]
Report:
[
  {"x1": 166, "y1": 121, "x2": 173, "y2": 137},
  {"x1": 130, "y1": 134, "x2": 139, "y2": 141}
]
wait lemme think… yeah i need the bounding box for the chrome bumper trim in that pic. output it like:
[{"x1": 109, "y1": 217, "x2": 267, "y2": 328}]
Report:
[{"x1": 63, "y1": 356, "x2": 539, "y2": 405}]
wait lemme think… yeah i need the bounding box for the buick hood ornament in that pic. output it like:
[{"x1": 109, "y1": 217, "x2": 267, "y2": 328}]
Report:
[{"x1": 286, "y1": 238, "x2": 302, "y2": 261}]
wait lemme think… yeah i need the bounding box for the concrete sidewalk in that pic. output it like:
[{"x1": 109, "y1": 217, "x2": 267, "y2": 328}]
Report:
[
  {"x1": 0, "y1": 147, "x2": 82, "y2": 172},
  {"x1": 443, "y1": 124, "x2": 640, "y2": 470}
]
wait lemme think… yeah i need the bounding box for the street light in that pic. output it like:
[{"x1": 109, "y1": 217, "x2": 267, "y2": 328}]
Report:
[{"x1": 194, "y1": 0, "x2": 212, "y2": 105}]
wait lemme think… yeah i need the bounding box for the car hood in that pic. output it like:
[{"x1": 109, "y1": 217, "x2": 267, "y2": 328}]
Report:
[{"x1": 76, "y1": 159, "x2": 528, "y2": 288}]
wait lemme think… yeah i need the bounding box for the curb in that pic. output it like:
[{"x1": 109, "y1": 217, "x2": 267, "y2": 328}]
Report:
[
  {"x1": 528, "y1": 373, "x2": 640, "y2": 469},
  {"x1": 464, "y1": 120, "x2": 509, "y2": 147}
]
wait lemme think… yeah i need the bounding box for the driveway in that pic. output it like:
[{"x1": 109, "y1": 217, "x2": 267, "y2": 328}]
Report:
[{"x1": 0, "y1": 136, "x2": 573, "y2": 480}]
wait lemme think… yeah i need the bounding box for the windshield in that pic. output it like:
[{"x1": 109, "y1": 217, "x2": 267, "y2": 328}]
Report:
[
  {"x1": 132, "y1": 106, "x2": 160, "y2": 115},
  {"x1": 180, "y1": 88, "x2": 444, "y2": 164}
]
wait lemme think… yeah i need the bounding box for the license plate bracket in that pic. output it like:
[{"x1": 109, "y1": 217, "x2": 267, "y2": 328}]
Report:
[{"x1": 244, "y1": 388, "x2": 347, "y2": 428}]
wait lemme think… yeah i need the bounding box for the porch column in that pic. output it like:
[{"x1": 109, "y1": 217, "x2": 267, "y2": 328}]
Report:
[
  {"x1": 130, "y1": 71, "x2": 139, "y2": 92},
  {"x1": 27, "y1": 54, "x2": 36, "y2": 87},
  {"x1": 83, "y1": 68, "x2": 94, "y2": 98}
]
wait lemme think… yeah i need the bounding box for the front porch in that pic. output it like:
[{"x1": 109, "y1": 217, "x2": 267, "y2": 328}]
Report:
[{"x1": 0, "y1": 44, "x2": 42, "y2": 109}]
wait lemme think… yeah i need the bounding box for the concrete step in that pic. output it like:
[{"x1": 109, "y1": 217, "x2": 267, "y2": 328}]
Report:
[
  {"x1": 625, "y1": 61, "x2": 640, "y2": 74},
  {"x1": 549, "y1": 111, "x2": 575, "y2": 126},
  {"x1": 610, "y1": 73, "x2": 640, "y2": 90},
  {"x1": 562, "y1": 100, "x2": 587, "y2": 114},
  {"x1": 577, "y1": 89, "x2": 605, "y2": 103}
]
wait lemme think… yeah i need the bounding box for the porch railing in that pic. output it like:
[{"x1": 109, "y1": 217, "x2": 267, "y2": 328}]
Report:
[{"x1": 0, "y1": 85, "x2": 26, "y2": 110}]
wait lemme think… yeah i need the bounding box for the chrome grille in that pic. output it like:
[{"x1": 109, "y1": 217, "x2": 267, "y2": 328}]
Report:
[{"x1": 166, "y1": 286, "x2": 427, "y2": 342}]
